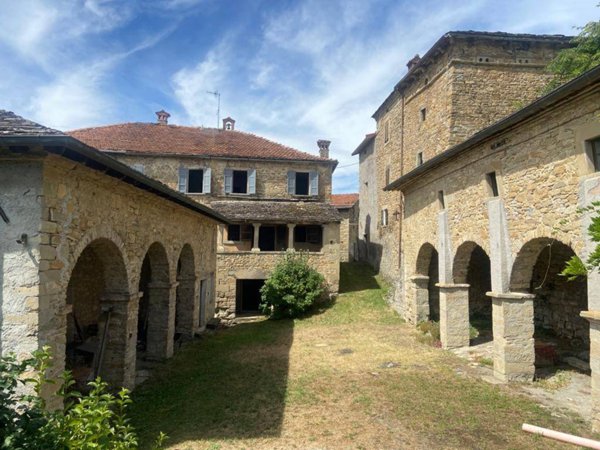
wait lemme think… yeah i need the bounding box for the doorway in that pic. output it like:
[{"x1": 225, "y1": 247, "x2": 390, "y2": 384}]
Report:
[{"x1": 236, "y1": 279, "x2": 265, "y2": 313}]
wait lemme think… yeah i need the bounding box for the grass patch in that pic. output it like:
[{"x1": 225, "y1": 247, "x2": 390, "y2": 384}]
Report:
[
  {"x1": 536, "y1": 370, "x2": 573, "y2": 391},
  {"x1": 130, "y1": 262, "x2": 595, "y2": 449}
]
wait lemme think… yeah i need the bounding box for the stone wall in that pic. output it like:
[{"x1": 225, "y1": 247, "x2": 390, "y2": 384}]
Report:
[
  {"x1": 357, "y1": 139, "x2": 381, "y2": 269},
  {"x1": 113, "y1": 154, "x2": 334, "y2": 204},
  {"x1": 215, "y1": 222, "x2": 340, "y2": 321},
  {"x1": 337, "y1": 204, "x2": 358, "y2": 262},
  {"x1": 1, "y1": 152, "x2": 218, "y2": 395}
]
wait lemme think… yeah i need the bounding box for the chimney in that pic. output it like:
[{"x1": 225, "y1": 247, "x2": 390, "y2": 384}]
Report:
[
  {"x1": 317, "y1": 139, "x2": 331, "y2": 159},
  {"x1": 155, "y1": 110, "x2": 170, "y2": 125},
  {"x1": 406, "y1": 54, "x2": 421, "y2": 71},
  {"x1": 222, "y1": 117, "x2": 235, "y2": 131}
]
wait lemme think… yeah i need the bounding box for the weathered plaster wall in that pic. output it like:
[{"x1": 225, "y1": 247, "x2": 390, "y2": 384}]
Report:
[{"x1": 113, "y1": 154, "x2": 334, "y2": 204}]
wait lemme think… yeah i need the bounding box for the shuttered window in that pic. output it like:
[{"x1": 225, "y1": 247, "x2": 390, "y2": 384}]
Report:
[
  {"x1": 288, "y1": 171, "x2": 319, "y2": 196},
  {"x1": 224, "y1": 169, "x2": 256, "y2": 194},
  {"x1": 179, "y1": 167, "x2": 211, "y2": 194}
]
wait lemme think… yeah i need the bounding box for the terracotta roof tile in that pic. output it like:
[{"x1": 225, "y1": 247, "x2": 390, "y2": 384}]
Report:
[
  {"x1": 331, "y1": 193, "x2": 358, "y2": 208},
  {"x1": 68, "y1": 123, "x2": 332, "y2": 162}
]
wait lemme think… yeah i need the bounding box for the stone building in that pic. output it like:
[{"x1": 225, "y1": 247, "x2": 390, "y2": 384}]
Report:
[
  {"x1": 0, "y1": 111, "x2": 225, "y2": 395},
  {"x1": 70, "y1": 118, "x2": 341, "y2": 322},
  {"x1": 354, "y1": 29, "x2": 600, "y2": 429},
  {"x1": 331, "y1": 194, "x2": 359, "y2": 262}
]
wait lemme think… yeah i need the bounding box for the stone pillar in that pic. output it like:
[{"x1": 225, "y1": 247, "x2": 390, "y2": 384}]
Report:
[
  {"x1": 582, "y1": 311, "x2": 600, "y2": 432},
  {"x1": 488, "y1": 291, "x2": 535, "y2": 382},
  {"x1": 487, "y1": 198, "x2": 513, "y2": 293},
  {"x1": 287, "y1": 224, "x2": 296, "y2": 250},
  {"x1": 175, "y1": 276, "x2": 197, "y2": 339},
  {"x1": 98, "y1": 291, "x2": 141, "y2": 389},
  {"x1": 408, "y1": 275, "x2": 430, "y2": 324},
  {"x1": 217, "y1": 224, "x2": 225, "y2": 252},
  {"x1": 145, "y1": 281, "x2": 178, "y2": 361},
  {"x1": 437, "y1": 210, "x2": 453, "y2": 284},
  {"x1": 437, "y1": 283, "x2": 470, "y2": 349},
  {"x1": 252, "y1": 223, "x2": 261, "y2": 252}
]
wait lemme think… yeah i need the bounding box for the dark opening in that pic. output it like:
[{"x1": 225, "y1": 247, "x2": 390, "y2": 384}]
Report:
[
  {"x1": 417, "y1": 152, "x2": 424, "y2": 166},
  {"x1": 420, "y1": 108, "x2": 426, "y2": 121},
  {"x1": 259, "y1": 226, "x2": 276, "y2": 251},
  {"x1": 428, "y1": 250, "x2": 440, "y2": 321},
  {"x1": 228, "y1": 224, "x2": 241, "y2": 241},
  {"x1": 295, "y1": 172, "x2": 309, "y2": 195},
  {"x1": 137, "y1": 255, "x2": 151, "y2": 352},
  {"x1": 467, "y1": 246, "x2": 493, "y2": 344},
  {"x1": 294, "y1": 225, "x2": 322, "y2": 246},
  {"x1": 486, "y1": 172, "x2": 499, "y2": 197},
  {"x1": 591, "y1": 137, "x2": 600, "y2": 172},
  {"x1": 188, "y1": 169, "x2": 204, "y2": 193},
  {"x1": 437, "y1": 190, "x2": 445, "y2": 210},
  {"x1": 236, "y1": 279, "x2": 265, "y2": 313},
  {"x1": 232, "y1": 170, "x2": 248, "y2": 193}
]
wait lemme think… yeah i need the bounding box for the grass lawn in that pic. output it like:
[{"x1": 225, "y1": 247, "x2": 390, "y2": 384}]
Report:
[{"x1": 130, "y1": 262, "x2": 593, "y2": 449}]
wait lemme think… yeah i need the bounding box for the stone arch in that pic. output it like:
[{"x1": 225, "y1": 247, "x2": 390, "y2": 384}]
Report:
[
  {"x1": 414, "y1": 243, "x2": 440, "y2": 322},
  {"x1": 65, "y1": 238, "x2": 131, "y2": 390},
  {"x1": 137, "y1": 241, "x2": 174, "y2": 362},
  {"x1": 452, "y1": 241, "x2": 493, "y2": 343},
  {"x1": 175, "y1": 244, "x2": 197, "y2": 342},
  {"x1": 511, "y1": 237, "x2": 589, "y2": 374}
]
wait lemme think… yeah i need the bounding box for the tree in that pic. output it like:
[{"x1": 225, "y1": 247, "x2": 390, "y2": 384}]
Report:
[{"x1": 543, "y1": 18, "x2": 600, "y2": 93}]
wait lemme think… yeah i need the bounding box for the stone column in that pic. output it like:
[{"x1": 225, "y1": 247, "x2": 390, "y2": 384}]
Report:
[
  {"x1": 287, "y1": 224, "x2": 296, "y2": 250},
  {"x1": 582, "y1": 311, "x2": 600, "y2": 432},
  {"x1": 145, "y1": 281, "x2": 178, "y2": 361},
  {"x1": 487, "y1": 198, "x2": 513, "y2": 293},
  {"x1": 98, "y1": 291, "x2": 141, "y2": 389},
  {"x1": 488, "y1": 291, "x2": 535, "y2": 382},
  {"x1": 217, "y1": 224, "x2": 225, "y2": 252},
  {"x1": 437, "y1": 283, "x2": 470, "y2": 349},
  {"x1": 252, "y1": 223, "x2": 261, "y2": 252},
  {"x1": 175, "y1": 276, "x2": 197, "y2": 339},
  {"x1": 408, "y1": 275, "x2": 430, "y2": 324}
]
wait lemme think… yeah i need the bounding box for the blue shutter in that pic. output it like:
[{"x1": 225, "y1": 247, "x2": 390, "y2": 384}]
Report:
[
  {"x1": 224, "y1": 169, "x2": 233, "y2": 194},
  {"x1": 178, "y1": 167, "x2": 188, "y2": 193},
  {"x1": 309, "y1": 171, "x2": 319, "y2": 196},
  {"x1": 248, "y1": 169, "x2": 256, "y2": 194},
  {"x1": 287, "y1": 171, "x2": 296, "y2": 195},
  {"x1": 203, "y1": 168, "x2": 211, "y2": 194}
]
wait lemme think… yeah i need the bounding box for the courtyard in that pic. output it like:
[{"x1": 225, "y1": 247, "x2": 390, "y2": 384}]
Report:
[{"x1": 129, "y1": 263, "x2": 594, "y2": 449}]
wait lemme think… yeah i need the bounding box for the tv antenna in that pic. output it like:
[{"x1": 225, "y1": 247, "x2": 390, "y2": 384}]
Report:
[{"x1": 206, "y1": 90, "x2": 220, "y2": 129}]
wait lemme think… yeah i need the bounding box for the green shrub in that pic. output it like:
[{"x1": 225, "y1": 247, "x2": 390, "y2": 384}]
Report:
[
  {"x1": 260, "y1": 251, "x2": 326, "y2": 319},
  {"x1": 0, "y1": 346, "x2": 165, "y2": 449},
  {"x1": 416, "y1": 320, "x2": 441, "y2": 347}
]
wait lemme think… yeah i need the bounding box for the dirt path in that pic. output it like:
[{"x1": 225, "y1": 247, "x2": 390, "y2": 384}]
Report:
[{"x1": 130, "y1": 263, "x2": 595, "y2": 449}]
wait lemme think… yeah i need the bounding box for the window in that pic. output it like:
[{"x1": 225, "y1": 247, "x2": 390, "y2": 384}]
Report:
[
  {"x1": 416, "y1": 152, "x2": 424, "y2": 166},
  {"x1": 381, "y1": 208, "x2": 389, "y2": 227},
  {"x1": 294, "y1": 225, "x2": 322, "y2": 245},
  {"x1": 227, "y1": 224, "x2": 241, "y2": 241},
  {"x1": 224, "y1": 169, "x2": 256, "y2": 194},
  {"x1": 178, "y1": 167, "x2": 211, "y2": 194},
  {"x1": 241, "y1": 225, "x2": 253, "y2": 241},
  {"x1": 438, "y1": 190, "x2": 445, "y2": 210},
  {"x1": 385, "y1": 166, "x2": 390, "y2": 185},
  {"x1": 486, "y1": 172, "x2": 499, "y2": 197},
  {"x1": 288, "y1": 171, "x2": 318, "y2": 196},
  {"x1": 384, "y1": 121, "x2": 389, "y2": 143},
  {"x1": 420, "y1": 108, "x2": 427, "y2": 122},
  {"x1": 591, "y1": 138, "x2": 600, "y2": 171},
  {"x1": 188, "y1": 169, "x2": 204, "y2": 193}
]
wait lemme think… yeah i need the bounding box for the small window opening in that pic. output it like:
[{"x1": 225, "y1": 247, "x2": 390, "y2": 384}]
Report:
[
  {"x1": 295, "y1": 172, "x2": 310, "y2": 195},
  {"x1": 188, "y1": 169, "x2": 204, "y2": 193},
  {"x1": 420, "y1": 108, "x2": 427, "y2": 122},
  {"x1": 437, "y1": 190, "x2": 445, "y2": 210},
  {"x1": 384, "y1": 121, "x2": 390, "y2": 143},
  {"x1": 228, "y1": 224, "x2": 241, "y2": 241},
  {"x1": 232, "y1": 170, "x2": 248, "y2": 194},
  {"x1": 381, "y1": 208, "x2": 389, "y2": 227},
  {"x1": 591, "y1": 138, "x2": 600, "y2": 172},
  {"x1": 424, "y1": 77, "x2": 429, "y2": 86},
  {"x1": 417, "y1": 152, "x2": 424, "y2": 166},
  {"x1": 294, "y1": 225, "x2": 323, "y2": 246},
  {"x1": 385, "y1": 166, "x2": 390, "y2": 185},
  {"x1": 486, "y1": 172, "x2": 500, "y2": 197}
]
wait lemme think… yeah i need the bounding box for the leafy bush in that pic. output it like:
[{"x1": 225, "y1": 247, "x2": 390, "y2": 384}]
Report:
[
  {"x1": 0, "y1": 346, "x2": 165, "y2": 449},
  {"x1": 260, "y1": 251, "x2": 326, "y2": 319}
]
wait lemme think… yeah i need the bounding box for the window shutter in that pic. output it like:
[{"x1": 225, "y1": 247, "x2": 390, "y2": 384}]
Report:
[
  {"x1": 203, "y1": 168, "x2": 211, "y2": 194},
  {"x1": 178, "y1": 167, "x2": 188, "y2": 193},
  {"x1": 248, "y1": 169, "x2": 256, "y2": 194},
  {"x1": 224, "y1": 169, "x2": 233, "y2": 194},
  {"x1": 309, "y1": 171, "x2": 319, "y2": 196},
  {"x1": 287, "y1": 171, "x2": 296, "y2": 194}
]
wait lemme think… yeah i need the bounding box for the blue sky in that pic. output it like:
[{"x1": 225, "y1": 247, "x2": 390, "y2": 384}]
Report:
[{"x1": 0, "y1": 0, "x2": 597, "y2": 193}]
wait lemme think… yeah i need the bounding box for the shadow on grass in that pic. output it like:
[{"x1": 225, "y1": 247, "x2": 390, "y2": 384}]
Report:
[
  {"x1": 338, "y1": 262, "x2": 380, "y2": 294},
  {"x1": 129, "y1": 319, "x2": 294, "y2": 448}
]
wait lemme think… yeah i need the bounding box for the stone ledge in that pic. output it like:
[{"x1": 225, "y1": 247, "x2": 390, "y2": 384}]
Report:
[
  {"x1": 409, "y1": 275, "x2": 429, "y2": 282},
  {"x1": 436, "y1": 283, "x2": 470, "y2": 289},
  {"x1": 486, "y1": 291, "x2": 535, "y2": 300},
  {"x1": 581, "y1": 310, "x2": 600, "y2": 322}
]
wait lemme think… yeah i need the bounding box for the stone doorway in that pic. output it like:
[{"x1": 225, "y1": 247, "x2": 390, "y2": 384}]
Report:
[
  {"x1": 413, "y1": 243, "x2": 439, "y2": 323},
  {"x1": 236, "y1": 279, "x2": 265, "y2": 313}
]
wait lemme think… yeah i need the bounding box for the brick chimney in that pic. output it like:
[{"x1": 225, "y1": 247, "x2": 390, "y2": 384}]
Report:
[
  {"x1": 406, "y1": 54, "x2": 421, "y2": 71},
  {"x1": 317, "y1": 139, "x2": 331, "y2": 159},
  {"x1": 155, "y1": 110, "x2": 170, "y2": 125},
  {"x1": 222, "y1": 117, "x2": 235, "y2": 131}
]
